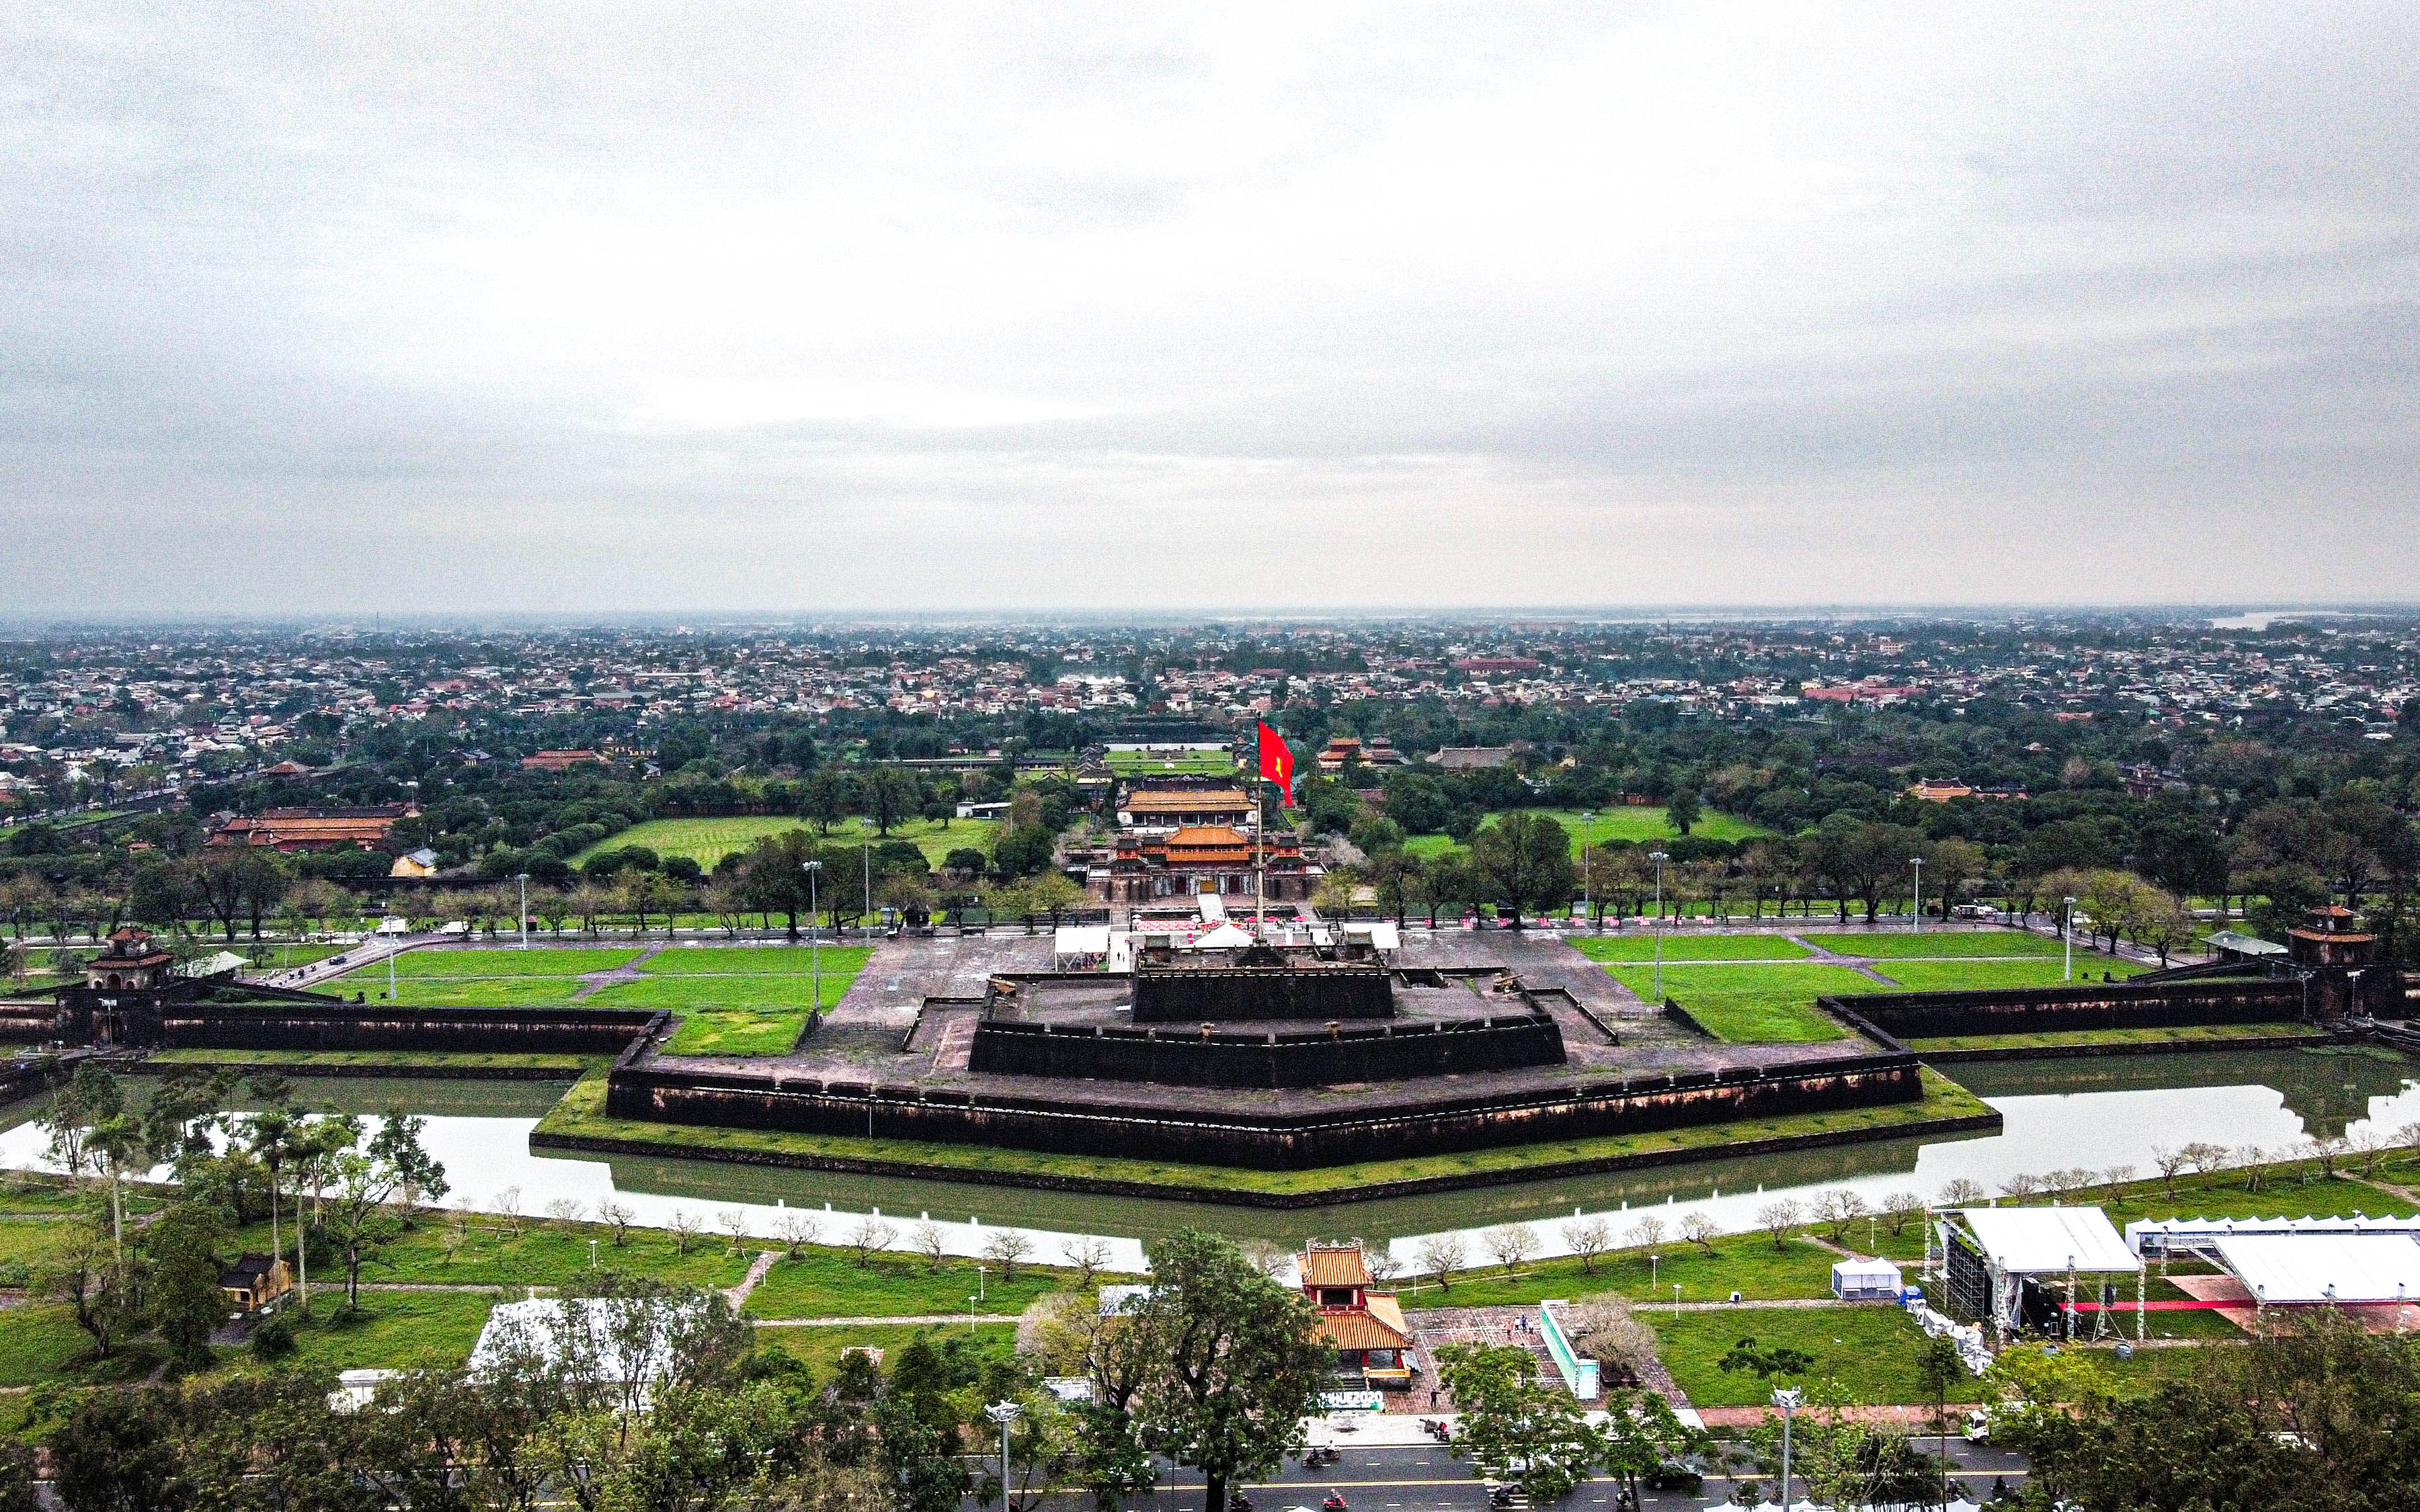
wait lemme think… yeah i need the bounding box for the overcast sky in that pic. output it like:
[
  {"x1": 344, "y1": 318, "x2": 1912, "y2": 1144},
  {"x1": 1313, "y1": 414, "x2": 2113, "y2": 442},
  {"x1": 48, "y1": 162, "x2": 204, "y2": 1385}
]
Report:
[{"x1": 4, "y1": 3, "x2": 2417, "y2": 618}]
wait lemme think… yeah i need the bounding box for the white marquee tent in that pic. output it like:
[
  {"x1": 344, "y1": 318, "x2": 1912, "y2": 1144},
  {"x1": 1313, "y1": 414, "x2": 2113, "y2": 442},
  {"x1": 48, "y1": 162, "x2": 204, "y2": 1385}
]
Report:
[{"x1": 2214, "y1": 1232, "x2": 2420, "y2": 1306}]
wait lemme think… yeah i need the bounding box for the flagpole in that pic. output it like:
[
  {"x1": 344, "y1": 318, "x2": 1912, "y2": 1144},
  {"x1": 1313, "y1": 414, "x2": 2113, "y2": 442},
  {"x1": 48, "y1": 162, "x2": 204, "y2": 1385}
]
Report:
[{"x1": 1255, "y1": 773, "x2": 1266, "y2": 941}]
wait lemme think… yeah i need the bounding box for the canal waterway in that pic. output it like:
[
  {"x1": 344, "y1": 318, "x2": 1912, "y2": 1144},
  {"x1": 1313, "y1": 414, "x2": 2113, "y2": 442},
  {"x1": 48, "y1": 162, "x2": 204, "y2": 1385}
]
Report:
[{"x1": 2, "y1": 1047, "x2": 2413, "y2": 1273}]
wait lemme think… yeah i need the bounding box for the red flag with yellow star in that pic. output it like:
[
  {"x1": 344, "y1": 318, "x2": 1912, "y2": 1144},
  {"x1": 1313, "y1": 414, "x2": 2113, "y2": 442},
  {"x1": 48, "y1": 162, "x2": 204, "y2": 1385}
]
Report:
[{"x1": 1256, "y1": 720, "x2": 1293, "y2": 802}]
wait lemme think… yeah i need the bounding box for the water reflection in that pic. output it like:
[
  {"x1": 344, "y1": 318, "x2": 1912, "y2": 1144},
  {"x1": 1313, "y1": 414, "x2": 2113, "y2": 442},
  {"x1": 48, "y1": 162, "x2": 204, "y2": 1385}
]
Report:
[{"x1": 0, "y1": 1050, "x2": 2410, "y2": 1268}]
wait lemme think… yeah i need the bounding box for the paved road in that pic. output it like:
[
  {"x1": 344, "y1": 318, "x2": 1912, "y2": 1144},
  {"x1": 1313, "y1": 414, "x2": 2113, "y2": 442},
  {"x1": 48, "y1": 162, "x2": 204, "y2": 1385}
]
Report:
[{"x1": 1006, "y1": 1440, "x2": 2031, "y2": 1512}]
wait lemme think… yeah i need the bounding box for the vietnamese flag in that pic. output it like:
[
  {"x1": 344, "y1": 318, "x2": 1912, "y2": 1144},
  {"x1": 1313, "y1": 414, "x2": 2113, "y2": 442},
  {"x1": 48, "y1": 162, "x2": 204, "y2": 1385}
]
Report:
[{"x1": 1256, "y1": 720, "x2": 1294, "y2": 801}]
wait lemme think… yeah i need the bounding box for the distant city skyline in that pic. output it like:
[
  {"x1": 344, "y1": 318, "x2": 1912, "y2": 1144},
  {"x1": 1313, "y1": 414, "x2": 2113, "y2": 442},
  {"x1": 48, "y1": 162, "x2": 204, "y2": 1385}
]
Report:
[{"x1": 5, "y1": 4, "x2": 2417, "y2": 614}]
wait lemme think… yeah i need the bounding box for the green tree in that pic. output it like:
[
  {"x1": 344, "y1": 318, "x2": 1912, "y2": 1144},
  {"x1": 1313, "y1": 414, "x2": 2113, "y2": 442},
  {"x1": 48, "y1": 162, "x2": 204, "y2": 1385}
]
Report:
[
  {"x1": 1469, "y1": 812, "x2": 1576, "y2": 927},
  {"x1": 47, "y1": 1386, "x2": 184, "y2": 1512},
  {"x1": 1664, "y1": 786, "x2": 1701, "y2": 837},
  {"x1": 1437, "y1": 1343, "x2": 1603, "y2": 1503},
  {"x1": 801, "y1": 769, "x2": 856, "y2": 836},
  {"x1": 145, "y1": 1201, "x2": 231, "y2": 1369},
  {"x1": 1119, "y1": 1230, "x2": 1330, "y2": 1512}
]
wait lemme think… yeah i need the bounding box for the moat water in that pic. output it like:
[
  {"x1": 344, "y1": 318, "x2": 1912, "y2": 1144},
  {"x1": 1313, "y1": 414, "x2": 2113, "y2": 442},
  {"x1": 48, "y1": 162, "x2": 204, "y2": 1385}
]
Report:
[{"x1": 3, "y1": 1046, "x2": 2414, "y2": 1273}]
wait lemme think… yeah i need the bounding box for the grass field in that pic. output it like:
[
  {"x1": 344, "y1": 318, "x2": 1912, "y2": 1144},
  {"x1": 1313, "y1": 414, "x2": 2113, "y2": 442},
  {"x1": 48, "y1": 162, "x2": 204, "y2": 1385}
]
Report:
[
  {"x1": 327, "y1": 946, "x2": 641, "y2": 1007},
  {"x1": 575, "y1": 816, "x2": 1000, "y2": 871},
  {"x1": 280, "y1": 1289, "x2": 501, "y2": 1373},
  {"x1": 1572, "y1": 934, "x2": 1814, "y2": 963},
  {"x1": 320, "y1": 945, "x2": 870, "y2": 1039},
  {"x1": 1104, "y1": 751, "x2": 1238, "y2": 776},
  {"x1": 596, "y1": 945, "x2": 873, "y2": 1054},
  {"x1": 533, "y1": 1066, "x2": 1990, "y2": 1198},
  {"x1": 1405, "y1": 806, "x2": 1774, "y2": 859},
  {"x1": 742, "y1": 1247, "x2": 1082, "y2": 1320},
  {"x1": 1867, "y1": 958, "x2": 2150, "y2": 993},
  {"x1": 1802, "y1": 930, "x2": 2068, "y2": 958},
  {"x1": 754, "y1": 1322, "x2": 1016, "y2": 1380},
  {"x1": 1606, "y1": 963, "x2": 1871, "y2": 1041},
  {"x1": 1648, "y1": 1303, "x2": 1941, "y2": 1406}
]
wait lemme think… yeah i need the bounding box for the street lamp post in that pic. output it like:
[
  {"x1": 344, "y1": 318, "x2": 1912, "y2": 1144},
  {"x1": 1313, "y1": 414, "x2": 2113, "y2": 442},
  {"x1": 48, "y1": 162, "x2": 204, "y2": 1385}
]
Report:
[
  {"x1": 1909, "y1": 857, "x2": 1923, "y2": 933},
  {"x1": 2063, "y1": 894, "x2": 2077, "y2": 982},
  {"x1": 1773, "y1": 1386, "x2": 1804, "y2": 1508},
  {"x1": 805, "y1": 862, "x2": 823, "y2": 1009},
  {"x1": 985, "y1": 1402, "x2": 1022, "y2": 1512},
  {"x1": 862, "y1": 841, "x2": 874, "y2": 932},
  {"x1": 516, "y1": 872, "x2": 530, "y2": 950},
  {"x1": 1579, "y1": 812, "x2": 1595, "y2": 931},
  {"x1": 1650, "y1": 849, "x2": 1670, "y2": 1001}
]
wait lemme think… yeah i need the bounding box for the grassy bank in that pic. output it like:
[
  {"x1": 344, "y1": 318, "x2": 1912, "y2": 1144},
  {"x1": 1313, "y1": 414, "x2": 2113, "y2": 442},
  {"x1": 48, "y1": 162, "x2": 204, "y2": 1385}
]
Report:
[
  {"x1": 1904, "y1": 1022, "x2": 2321, "y2": 1054},
  {"x1": 146, "y1": 1048, "x2": 602, "y2": 1073},
  {"x1": 532, "y1": 1066, "x2": 1992, "y2": 1200}
]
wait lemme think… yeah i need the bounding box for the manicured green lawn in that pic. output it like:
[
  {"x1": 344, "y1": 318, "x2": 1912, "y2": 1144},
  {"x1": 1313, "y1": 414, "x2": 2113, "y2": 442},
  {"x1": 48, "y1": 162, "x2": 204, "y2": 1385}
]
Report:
[
  {"x1": 385, "y1": 948, "x2": 648, "y2": 978},
  {"x1": 534, "y1": 1066, "x2": 1990, "y2": 1198},
  {"x1": 241, "y1": 943, "x2": 350, "y2": 970},
  {"x1": 271, "y1": 1289, "x2": 500, "y2": 1373},
  {"x1": 1426, "y1": 1226, "x2": 1929, "y2": 1312},
  {"x1": 1604, "y1": 964, "x2": 1868, "y2": 1042},
  {"x1": 577, "y1": 817, "x2": 999, "y2": 871},
  {"x1": 1867, "y1": 958, "x2": 2149, "y2": 993},
  {"x1": 1802, "y1": 931, "x2": 2068, "y2": 959},
  {"x1": 1405, "y1": 806, "x2": 1775, "y2": 860},
  {"x1": 1572, "y1": 934, "x2": 1813, "y2": 963},
  {"x1": 595, "y1": 945, "x2": 873, "y2": 1054},
  {"x1": 742, "y1": 1248, "x2": 1085, "y2": 1319},
  {"x1": 753, "y1": 1322, "x2": 1016, "y2": 1379},
  {"x1": 1104, "y1": 751, "x2": 1238, "y2": 776},
  {"x1": 353, "y1": 1218, "x2": 752, "y2": 1289},
  {"x1": 1648, "y1": 1303, "x2": 1939, "y2": 1406}
]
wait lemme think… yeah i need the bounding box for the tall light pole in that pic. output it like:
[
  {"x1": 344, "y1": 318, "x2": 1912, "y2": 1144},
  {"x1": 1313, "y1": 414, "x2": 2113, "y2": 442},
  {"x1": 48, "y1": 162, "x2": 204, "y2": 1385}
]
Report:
[
  {"x1": 985, "y1": 1401, "x2": 1022, "y2": 1512},
  {"x1": 1909, "y1": 856, "x2": 1924, "y2": 933},
  {"x1": 805, "y1": 861, "x2": 823, "y2": 1009},
  {"x1": 1579, "y1": 812, "x2": 1595, "y2": 931},
  {"x1": 1773, "y1": 1386, "x2": 1804, "y2": 1509},
  {"x1": 2063, "y1": 894, "x2": 2077, "y2": 982},
  {"x1": 516, "y1": 872, "x2": 530, "y2": 950},
  {"x1": 862, "y1": 841, "x2": 873, "y2": 931},
  {"x1": 1650, "y1": 850, "x2": 1670, "y2": 1001}
]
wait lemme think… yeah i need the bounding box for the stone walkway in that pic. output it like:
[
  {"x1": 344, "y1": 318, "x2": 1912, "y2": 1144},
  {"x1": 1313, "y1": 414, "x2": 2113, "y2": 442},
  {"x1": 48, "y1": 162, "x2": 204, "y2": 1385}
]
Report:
[
  {"x1": 570, "y1": 942, "x2": 665, "y2": 1001},
  {"x1": 724, "y1": 1249, "x2": 778, "y2": 1308}
]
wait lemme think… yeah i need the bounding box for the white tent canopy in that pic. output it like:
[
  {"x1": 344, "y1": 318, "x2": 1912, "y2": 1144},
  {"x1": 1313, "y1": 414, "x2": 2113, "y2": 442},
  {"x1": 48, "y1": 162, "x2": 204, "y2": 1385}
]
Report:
[
  {"x1": 2214, "y1": 1233, "x2": 2420, "y2": 1305},
  {"x1": 1184, "y1": 922, "x2": 1256, "y2": 949},
  {"x1": 1958, "y1": 1206, "x2": 2140, "y2": 1274},
  {"x1": 1830, "y1": 1257, "x2": 1902, "y2": 1298},
  {"x1": 2129, "y1": 1212, "x2": 2420, "y2": 1258},
  {"x1": 1053, "y1": 925, "x2": 1111, "y2": 965}
]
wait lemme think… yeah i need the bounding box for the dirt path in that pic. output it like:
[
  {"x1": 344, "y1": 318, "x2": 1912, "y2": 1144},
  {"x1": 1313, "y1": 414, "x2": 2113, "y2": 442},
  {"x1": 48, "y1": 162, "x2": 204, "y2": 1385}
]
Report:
[{"x1": 724, "y1": 1249, "x2": 778, "y2": 1308}]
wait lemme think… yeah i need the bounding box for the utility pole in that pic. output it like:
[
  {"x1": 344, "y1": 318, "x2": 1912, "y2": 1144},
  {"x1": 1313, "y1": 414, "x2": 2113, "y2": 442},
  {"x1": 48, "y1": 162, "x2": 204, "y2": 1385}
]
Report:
[
  {"x1": 986, "y1": 1402, "x2": 1022, "y2": 1512},
  {"x1": 806, "y1": 861, "x2": 823, "y2": 1009},
  {"x1": 2063, "y1": 893, "x2": 2076, "y2": 982},
  {"x1": 1650, "y1": 849, "x2": 1670, "y2": 1001},
  {"x1": 862, "y1": 842, "x2": 873, "y2": 931},
  {"x1": 1773, "y1": 1386, "x2": 1804, "y2": 1509},
  {"x1": 516, "y1": 872, "x2": 530, "y2": 950},
  {"x1": 1910, "y1": 855, "x2": 1924, "y2": 933}
]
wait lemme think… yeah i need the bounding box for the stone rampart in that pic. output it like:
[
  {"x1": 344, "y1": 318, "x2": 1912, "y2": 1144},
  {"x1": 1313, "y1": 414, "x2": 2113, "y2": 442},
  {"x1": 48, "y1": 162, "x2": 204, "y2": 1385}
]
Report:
[
  {"x1": 157, "y1": 1005, "x2": 661, "y2": 1055},
  {"x1": 1828, "y1": 977, "x2": 2304, "y2": 1040},
  {"x1": 604, "y1": 1052, "x2": 1925, "y2": 1169},
  {"x1": 966, "y1": 1011, "x2": 1564, "y2": 1088},
  {"x1": 1129, "y1": 962, "x2": 1395, "y2": 1021}
]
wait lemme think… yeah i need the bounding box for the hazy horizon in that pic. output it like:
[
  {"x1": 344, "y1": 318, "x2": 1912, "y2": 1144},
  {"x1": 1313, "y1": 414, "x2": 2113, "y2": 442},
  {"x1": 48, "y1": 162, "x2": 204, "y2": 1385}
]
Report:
[{"x1": 7, "y1": 5, "x2": 2418, "y2": 615}]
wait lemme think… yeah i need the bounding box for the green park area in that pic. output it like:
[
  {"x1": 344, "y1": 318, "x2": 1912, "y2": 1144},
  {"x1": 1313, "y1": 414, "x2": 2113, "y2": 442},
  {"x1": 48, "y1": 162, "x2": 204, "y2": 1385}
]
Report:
[
  {"x1": 1405, "y1": 805, "x2": 1774, "y2": 859},
  {"x1": 321, "y1": 943, "x2": 873, "y2": 1054},
  {"x1": 573, "y1": 815, "x2": 999, "y2": 872},
  {"x1": 1581, "y1": 928, "x2": 2152, "y2": 1043},
  {"x1": 1103, "y1": 749, "x2": 1238, "y2": 776}
]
